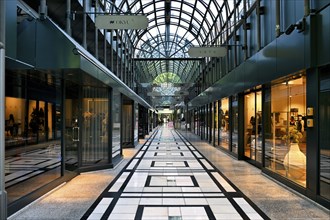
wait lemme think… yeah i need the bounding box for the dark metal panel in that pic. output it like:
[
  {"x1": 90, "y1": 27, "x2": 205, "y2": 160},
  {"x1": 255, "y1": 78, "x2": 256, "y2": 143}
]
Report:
[
  {"x1": 5, "y1": 0, "x2": 17, "y2": 59},
  {"x1": 317, "y1": 7, "x2": 330, "y2": 66},
  {"x1": 305, "y1": 67, "x2": 319, "y2": 200},
  {"x1": 276, "y1": 31, "x2": 307, "y2": 75},
  {"x1": 282, "y1": 0, "x2": 304, "y2": 31},
  {"x1": 16, "y1": 19, "x2": 37, "y2": 66},
  {"x1": 261, "y1": 0, "x2": 276, "y2": 46},
  {"x1": 35, "y1": 19, "x2": 80, "y2": 69}
]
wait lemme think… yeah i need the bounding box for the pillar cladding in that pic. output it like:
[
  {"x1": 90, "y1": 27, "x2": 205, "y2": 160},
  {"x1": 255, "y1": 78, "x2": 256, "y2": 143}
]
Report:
[{"x1": 0, "y1": 0, "x2": 8, "y2": 218}]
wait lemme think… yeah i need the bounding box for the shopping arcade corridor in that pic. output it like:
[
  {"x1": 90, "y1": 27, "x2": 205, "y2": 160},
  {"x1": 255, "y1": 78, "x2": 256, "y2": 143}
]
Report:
[
  {"x1": 81, "y1": 127, "x2": 269, "y2": 219},
  {"x1": 9, "y1": 126, "x2": 329, "y2": 220}
]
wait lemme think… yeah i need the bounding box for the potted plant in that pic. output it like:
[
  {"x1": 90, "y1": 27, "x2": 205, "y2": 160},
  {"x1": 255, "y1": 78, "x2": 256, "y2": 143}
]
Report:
[{"x1": 281, "y1": 126, "x2": 306, "y2": 179}]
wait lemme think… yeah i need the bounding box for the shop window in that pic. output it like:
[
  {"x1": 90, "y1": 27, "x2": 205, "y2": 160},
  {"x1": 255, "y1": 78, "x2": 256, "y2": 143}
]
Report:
[
  {"x1": 5, "y1": 71, "x2": 61, "y2": 204},
  {"x1": 214, "y1": 101, "x2": 219, "y2": 146},
  {"x1": 265, "y1": 74, "x2": 307, "y2": 187},
  {"x1": 219, "y1": 97, "x2": 230, "y2": 150},
  {"x1": 82, "y1": 87, "x2": 110, "y2": 165},
  {"x1": 232, "y1": 95, "x2": 238, "y2": 154},
  {"x1": 319, "y1": 69, "x2": 330, "y2": 200},
  {"x1": 244, "y1": 91, "x2": 262, "y2": 164}
]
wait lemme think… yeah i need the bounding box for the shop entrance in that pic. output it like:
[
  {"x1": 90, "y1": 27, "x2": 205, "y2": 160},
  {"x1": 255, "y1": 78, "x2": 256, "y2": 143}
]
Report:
[
  {"x1": 64, "y1": 81, "x2": 80, "y2": 171},
  {"x1": 244, "y1": 90, "x2": 262, "y2": 166}
]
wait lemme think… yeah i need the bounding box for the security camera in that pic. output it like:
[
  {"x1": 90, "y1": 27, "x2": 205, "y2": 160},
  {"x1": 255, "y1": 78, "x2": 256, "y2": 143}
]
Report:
[
  {"x1": 285, "y1": 24, "x2": 295, "y2": 35},
  {"x1": 285, "y1": 19, "x2": 305, "y2": 35}
]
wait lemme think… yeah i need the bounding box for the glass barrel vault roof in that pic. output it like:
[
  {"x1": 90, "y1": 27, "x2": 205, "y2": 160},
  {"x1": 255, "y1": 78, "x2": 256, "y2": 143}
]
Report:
[{"x1": 99, "y1": 0, "x2": 251, "y2": 108}]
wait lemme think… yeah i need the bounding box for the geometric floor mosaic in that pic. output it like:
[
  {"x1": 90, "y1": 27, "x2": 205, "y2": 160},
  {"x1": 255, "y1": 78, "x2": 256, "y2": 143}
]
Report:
[
  {"x1": 5, "y1": 145, "x2": 61, "y2": 188},
  {"x1": 81, "y1": 127, "x2": 270, "y2": 220}
]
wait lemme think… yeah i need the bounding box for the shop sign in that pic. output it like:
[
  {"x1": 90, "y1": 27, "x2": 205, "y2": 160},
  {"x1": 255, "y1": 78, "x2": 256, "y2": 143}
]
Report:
[
  {"x1": 95, "y1": 15, "x2": 148, "y2": 30},
  {"x1": 188, "y1": 46, "x2": 227, "y2": 57}
]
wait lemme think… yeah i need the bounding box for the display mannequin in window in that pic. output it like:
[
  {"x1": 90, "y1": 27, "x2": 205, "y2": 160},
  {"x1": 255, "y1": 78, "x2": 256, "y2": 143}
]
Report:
[
  {"x1": 8, "y1": 114, "x2": 17, "y2": 136},
  {"x1": 289, "y1": 116, "x2": 296, "y2": 126},
  {"x1": 297, "y1": 115, "x2": 304, "y2": 133}
]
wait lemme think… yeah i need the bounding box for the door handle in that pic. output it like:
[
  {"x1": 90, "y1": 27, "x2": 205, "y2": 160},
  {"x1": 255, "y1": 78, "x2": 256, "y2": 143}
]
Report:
[{"x1": 73, "y1": 127, "x2": 79, "y2": 141}]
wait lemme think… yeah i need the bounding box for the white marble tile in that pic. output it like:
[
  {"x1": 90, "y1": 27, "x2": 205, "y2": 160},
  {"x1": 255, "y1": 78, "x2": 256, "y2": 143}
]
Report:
[
  {"x1": 142, "y1": 207, "x2": 168, "y2": 216},
  {"x1": 111, "y1": 205, "x2": 138, "y2": 214},
  {"x1": 212, "y1": 172, "x2": 236, "y2": 192},
  {"x1": 127, "y1": 159, "x2": 139, "y2": 170},
  {"x1": 162, "y1": 198, "x2": 185, "y2": 205},
  {"x1": 184, "y1": 198, "x2": 208, "y2": 205},
  {"x1": 107, "y1": 213, "x2": 136, "y2": 219},
  {"x1": 168, "y1": 207, "x2": 181, "y2": 217},
  {"x1": 139, "y1": 197, "x2": 162, "y2": 205},
  {"x1": 116, "y1": 198, "x2": 140, "y2": 205}
]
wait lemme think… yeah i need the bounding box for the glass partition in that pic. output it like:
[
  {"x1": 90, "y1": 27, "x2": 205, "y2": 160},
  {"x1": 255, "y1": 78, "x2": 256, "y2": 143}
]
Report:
[
  {"x1": 232, "y1": 95, "x2": 239, "y2": 154},
  {"x1": 81, "y1": 87, "x2": 110, "y2": 166},
  {"x1": 265, "y1": 74, "x2": 306, "y2": 187},
  {"x1": 5, "y1": 71, "x2": 61, "y2": 204},
  {"x1": 319, "y1": 69, "x2": 330, "y2": 199},
  {"x1": 244, "y1": 91, "x2": 262, "y2": 164},
  {"x1": 122, "y1": 102, "x2": 133, "y2": 147},
  {"x1": 219, "y1": 97, "x2": 230, "y2": 150},
  {"x1": 214, "y1": 101, "x2": 219, "y2": 146},
  {"x1": 112, "y1": 91, "x2": 122, "y2": 158}
]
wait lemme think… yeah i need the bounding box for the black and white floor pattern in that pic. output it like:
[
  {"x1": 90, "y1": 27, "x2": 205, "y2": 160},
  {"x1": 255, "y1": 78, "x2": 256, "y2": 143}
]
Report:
[
  {"x1": 82, "y1": 127, "x2": 269, "y2": 220},
  {"x1": 5, "y1": 145, "x2": 61, "y2": 188}
]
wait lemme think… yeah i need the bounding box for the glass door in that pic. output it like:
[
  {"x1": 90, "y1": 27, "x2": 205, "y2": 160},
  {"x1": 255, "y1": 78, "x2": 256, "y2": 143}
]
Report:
[
  {"x1": 232, "y1": 95, "x2": 238, "y2": 154},
  {"x1": 64, "y1": 82, "x2": 80, "y2": 171},
  {"x1": 244, "y1": 90, "x2": 262, "y2": 165}
]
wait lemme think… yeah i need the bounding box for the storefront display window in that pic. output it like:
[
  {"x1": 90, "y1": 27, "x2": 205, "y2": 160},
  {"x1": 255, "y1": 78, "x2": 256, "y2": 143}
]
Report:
[
  {"x1": 265, "y1": 74, "x2": 306, "y2": 187},
  {"x1": 214, "y1": 101, "x2": 219, "y2": 146},
  {"x1": 319, "y1": 69, "x2": 330, "y2": 200},
  {"x1": 219, "y1": 97, "x2": 230, "y2": 150},
  {"x1": 232, "y1": 96, "x2": 238, "y2": 154},
  {"x1": 5, "y1": 71, "x2": 61, "y2": 204},
  {"x1": 211, "y1": 103, "x2": 214, "y2": 144},
  {"x1": 244, "y1": 90, "x2": 262, "y2": 164},
  {"x1": 112, "y1": 90, "x2": 121, "y2": 158}
]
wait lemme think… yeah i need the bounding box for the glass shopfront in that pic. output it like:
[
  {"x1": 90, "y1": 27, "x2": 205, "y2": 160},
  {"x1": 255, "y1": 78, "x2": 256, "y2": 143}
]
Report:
[
  {"x1": 81, "y1": 86, "x2": 110, "y2": 166},
  {"x1": 244, "y1": 90, "x2": 262, "y2": 165},
  {"x1": 319, "y1": 68, "x2": 330, "y2": 200},
  {"x1": 201, "y1": 106, "x2": 206, "y2": 140},
  {"x1": 219, "y1": 97, "x2": 230, "y2": 150},
  {"x1": 214, "y1": 101, "x2": 219, "y2": 146},
  {"x1": 112, "y1": 91, "x2": 122, "y2": 158},
  {"x1": 5, "y1": 70, "x2": 61, "y2": 204},
  {"x1": 211, "y1": 102, "x2": 215, "y2": 144},
  {"x1": 232, "y1": 95, "x2": 238, "y2": 154},
  {"x1": 265, "y1": 73, "x2": 307, "y2": 187}
]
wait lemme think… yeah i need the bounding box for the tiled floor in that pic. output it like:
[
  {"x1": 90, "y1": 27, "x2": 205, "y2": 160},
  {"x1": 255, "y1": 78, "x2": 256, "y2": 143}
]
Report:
[
  {"x1": 81, "y1": 128, "x2": 269, "y2": 220},
  {"x1": 9, "y1": 127, "x2": 330, "y2": 220}
]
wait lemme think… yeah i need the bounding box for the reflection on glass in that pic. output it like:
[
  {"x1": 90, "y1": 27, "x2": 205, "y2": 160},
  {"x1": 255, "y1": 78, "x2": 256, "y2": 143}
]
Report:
[
  {"x1": 123, "y1": 103, "x2": 133, "y2": 147},
  {"x1": 244, "y1": 91, "x2": 262, "y2": 163},
  {"x1": 219, "y1": 97, "x2": 230, "y2": 150},
  {"x1": 265, "y1": 75, "x2": 306, "y2": 187},
  {"x1": 82, "y1": 87, "x2": 109, "y2": 165},
  {"x1": 65, "y1": 84, "x2": 79, "y2": 171},
  {"x1": 211, "y1": 102, "x2": 215, "y2": 145},
  {"x1": 214, "y1": 101, "x2": 219, "y2": 146},
  {"x1": 319, "y1": 71, "x2": 330, "y2": 199},
  {"x1": 112, "y1": 91, "x2": 121, "y2": 158},
  {"x1": 232, "y1": 96, "x2": 238, "y2": 154},
  {"x1": 5, "y1": 81, "x2": 61, "y2": 204}
]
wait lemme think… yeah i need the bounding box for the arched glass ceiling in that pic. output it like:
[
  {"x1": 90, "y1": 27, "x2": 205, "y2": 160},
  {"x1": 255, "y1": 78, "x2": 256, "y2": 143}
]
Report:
[
  {"x1": 153, "y1": 72, "x2": 182, "y2": 85},
  {"x1": 99, "y1": 0, "x2": 253, "y2": 107}
]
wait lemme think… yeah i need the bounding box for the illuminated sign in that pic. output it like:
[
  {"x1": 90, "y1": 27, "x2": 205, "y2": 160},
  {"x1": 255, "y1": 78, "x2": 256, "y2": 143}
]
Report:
[
  {"x1": 95, "y1": 15, "x2": 148, "y2": 30},
  {"x1": 188, "y1": 46, "x2": 227, "y2": 57}
]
